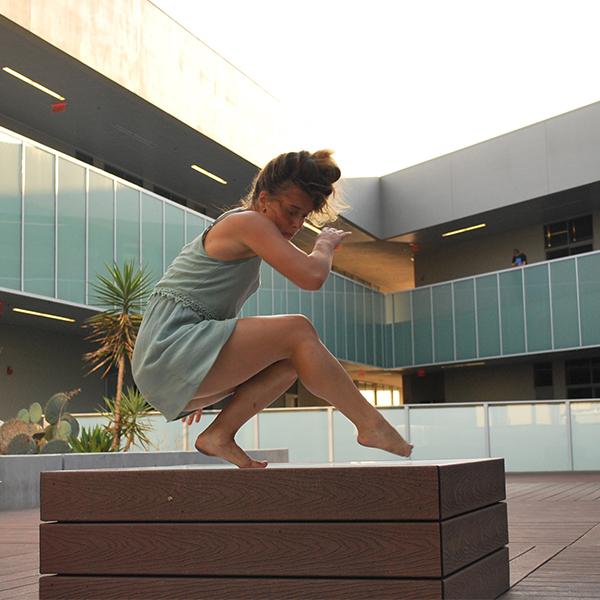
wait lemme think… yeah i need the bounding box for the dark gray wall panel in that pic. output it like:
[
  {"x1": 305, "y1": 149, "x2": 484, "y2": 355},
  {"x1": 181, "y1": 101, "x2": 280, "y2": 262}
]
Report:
[
  {"x1": 546, "y1": 103, "x2": 600, "y2": 191},
  {"x1": 339, "y1": 177, "x2": 381, "y2": 235},
  {"x1": 451, "y1": 124, "x2": 547, "y2": 217},
  {"x1": 380, "y1": 157, "x2": 453, "y2": 239}
]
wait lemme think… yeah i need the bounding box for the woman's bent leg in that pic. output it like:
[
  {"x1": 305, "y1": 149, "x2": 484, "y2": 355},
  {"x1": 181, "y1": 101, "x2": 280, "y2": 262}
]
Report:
[
  {"x1": 192, "y1": 315, "x2": 412, "y2": 465},
  {"x1": 194, "y1": 359, "x2": 296, "y2": 468}
]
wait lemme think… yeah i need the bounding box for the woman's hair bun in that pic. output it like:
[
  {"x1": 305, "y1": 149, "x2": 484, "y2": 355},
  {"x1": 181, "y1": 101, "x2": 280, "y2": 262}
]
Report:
[{"x1": 242, "y1": 149, "x2": 348, "y2": 226}]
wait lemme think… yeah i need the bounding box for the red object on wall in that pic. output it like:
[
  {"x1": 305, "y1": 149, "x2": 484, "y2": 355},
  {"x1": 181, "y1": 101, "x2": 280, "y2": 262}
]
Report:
[
  {"x1": 6, "y1": 366, "x2": 13, "y2": 376},
  {"x1": 416, "y1": 368, "x2": 426, "y2": 378},
  {"x1": 51, "y1": 101, "x2": 67, "y2": 113}
]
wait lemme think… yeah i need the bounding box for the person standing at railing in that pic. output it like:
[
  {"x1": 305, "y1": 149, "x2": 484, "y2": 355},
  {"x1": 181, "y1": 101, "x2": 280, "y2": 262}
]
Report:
[
  {"x1": 512, "y1": 248, "x2": 528, "y2": 267},
  {"x1": 132, "y1": 150, "x2": 413, "y2": 468}
]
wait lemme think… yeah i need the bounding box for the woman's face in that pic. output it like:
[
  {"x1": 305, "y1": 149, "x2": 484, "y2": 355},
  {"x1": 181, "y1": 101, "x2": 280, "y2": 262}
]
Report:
[{"x1": 259, "y1": 184, "x2": 314, "y2": 240}]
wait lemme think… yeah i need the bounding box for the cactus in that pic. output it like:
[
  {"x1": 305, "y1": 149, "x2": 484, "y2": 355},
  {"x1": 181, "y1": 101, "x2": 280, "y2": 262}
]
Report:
[
  {"x1": 29, "y1": 402, "x2": 43, "y2": 424},
  {"x1": 45, "y1": 392, "x2": 70, "y2": 425},
  {"x1": 17, "y1": 408, "x2": 30, "y2": 423},
  {"x1": 40, "y1": 439, "x2": 72, "y2": 454},
  {"x1": 6, "y1": 433, "x2": 38, "y2": 455},
  {"x1": 0, "y1": 419, "x2": 43, "y2": 454},
  {"x1": 62, "y1": 414, "x2": 80, "y2": 439}
]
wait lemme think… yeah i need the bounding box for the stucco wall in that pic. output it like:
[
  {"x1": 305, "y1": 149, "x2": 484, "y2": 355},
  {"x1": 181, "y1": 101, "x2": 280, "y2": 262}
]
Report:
[
  {"x1": 0, "y1": 322, "x2": 116, "y2": 420},
  {"x1": 414, "y1": 223, "x2": 545, "y2": 286},
  {"x1": 0, "y1": 0, "x2": 293, "y2": 168},
  {"x1": 444, "y1": 362, "x2": 535, "y2": 404}
]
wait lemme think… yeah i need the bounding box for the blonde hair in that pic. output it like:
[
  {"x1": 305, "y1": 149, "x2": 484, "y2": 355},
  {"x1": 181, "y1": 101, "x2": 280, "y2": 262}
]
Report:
[{"x1": 241, "y1": 150, "x2": 347, "y2": 226}]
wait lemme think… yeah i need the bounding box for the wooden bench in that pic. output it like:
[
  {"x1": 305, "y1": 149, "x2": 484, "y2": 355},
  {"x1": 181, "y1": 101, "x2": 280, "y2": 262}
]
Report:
[{"x1": 39, "y1": 458, "x2": 509, "y2": 599}]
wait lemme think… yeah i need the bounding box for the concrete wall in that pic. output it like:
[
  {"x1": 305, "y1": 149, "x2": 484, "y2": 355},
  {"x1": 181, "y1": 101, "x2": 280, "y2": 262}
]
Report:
[
  {"x1": 0, "y1": 322, "x2": 115, "y2": 421},
  {"x1": 380, "y1": 102, "x2": 600, "y2": 240},
  {"x1": 0, "y1": 0, "x2": 293, "y2": 168},
  {"x1": 414, "y1": 223, "x2": 545, "y2": 286},
  {"x1": 338, "y1": 177, "x2": 381, "y2": 234},
  {"x1": 444, "y1": 363, "x2": 535, "y2": 404}
]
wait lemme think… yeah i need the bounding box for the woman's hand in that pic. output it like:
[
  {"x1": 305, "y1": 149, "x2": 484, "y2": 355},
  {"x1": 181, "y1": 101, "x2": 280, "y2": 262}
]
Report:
[
  {"x1": 182, "y1": 409, "x2": 203, "y2": 426},
  {"x1": 315, "y1": 227, "x2": 351, "y2": 252}
]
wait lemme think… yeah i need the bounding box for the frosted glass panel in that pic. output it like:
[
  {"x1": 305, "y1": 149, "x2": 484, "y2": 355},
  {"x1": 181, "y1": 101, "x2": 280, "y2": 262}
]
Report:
[
  {"x1": 577, "y1": 254, "x2": 600, "y2": 346},
  {"x1": 570, "y1": 402, "x2": 600, "y2": 470},
  {"x1": 345, "y1": 283, "x2": 357, "y2": 362},
  {"x1": 409, "y1": 406, "x2": 486, "y2": 460},
  {"x1": 116, "y1": 183, "x2": 140, "y2": 266},
  {"x1": 164, "y1": 203, "x2": 185, "y2": 268},
  {"x1": 88, "y1": 172, "x2": 114, "y2": 304},
  {"x1": 524, "y1": 264, "x2": 552, "y2": 352},
  {"x1": 0, "y1": 133, "x2": 21, "y2": 289},
  {"x1": 141, "y1": 193, "x2": 163, "y2": 287},
  {"x1": 432, "y1": 284, "x2": 454, "y2": 363},
  {"x1": 259, "y1": 410, "x2": 329, "y2": 463},
  {"x1": 57, "y1": 159, "x2": 85, "y2": 303},
  {"x1": 334, "y1": 277, "x2": 348, "y2": 360},
  {"x1": 355, "y1": 285, "x2": 366, "y2": 363},
  {"x1": 489, "y1": 403, "x2": 569, "y2": 471},
  {"x1": 550, "y1": 259, "x2": 579, "y2": 349},
  {"x1": 413, "y1": 288, "x2": 433, "y2": 364},
  {"x1": 499, "y1": 269, "x2": 525, "y2": 354},
  {"x1": 454, "y1": 279, "x2": 477, "y2": 360},
  {"x1": 24, "y1": 146, "x2": 54, "y2": 296},
  {"x1": 393, "y1": 292, "x2": 413, "y2": 367},
  {"x1": 476, "y1": 275, "x2": 501, "y2": 357},
  {"x1": 323, "y1": 277, "x2": 336, "y2": 354},
  {"x1": 333, "y1": 408, "x2": 407, "y2": 462}
]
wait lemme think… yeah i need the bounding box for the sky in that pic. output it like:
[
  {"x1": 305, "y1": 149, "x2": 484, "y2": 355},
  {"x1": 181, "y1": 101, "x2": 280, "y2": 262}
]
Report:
[{"x1": 151, "y1": 0, "x2": 600, "y2": 177}]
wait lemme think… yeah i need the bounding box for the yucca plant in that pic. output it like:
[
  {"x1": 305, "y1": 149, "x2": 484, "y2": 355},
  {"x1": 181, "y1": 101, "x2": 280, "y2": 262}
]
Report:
[
  {"x1": 102, "y1": 387, "x2": 154, "y2": 451},
  {"x1": 83, "y1": 261, "x2": 153, "y2": 450},
  {"x1": 70, "y1": 425, "x2": 115, "y2": 453}
]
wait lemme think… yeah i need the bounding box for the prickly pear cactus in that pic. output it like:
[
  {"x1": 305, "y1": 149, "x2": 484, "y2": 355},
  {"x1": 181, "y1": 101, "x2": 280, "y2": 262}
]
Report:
[
  {"x1": 0, "y1": 419, "x2": 43, "y2": 454},
  {"x1": 40, "y1": 439, "x2": 72, "y2": 454},
  {"x1": 17, "y1": 408, "x2": 30, "y2": 423},
  {"x1": 45, "y1": 393, "x2": 70, "y2": 425},
  {"x1": 28, "y1": 402, "x2": 43, "y2": 424},
  {"x1": 6, "y1": 433, "x2": 38, "y2": 455},
  {"x1": 62, "y1": 414, "x2": 80, "y2": 439}
]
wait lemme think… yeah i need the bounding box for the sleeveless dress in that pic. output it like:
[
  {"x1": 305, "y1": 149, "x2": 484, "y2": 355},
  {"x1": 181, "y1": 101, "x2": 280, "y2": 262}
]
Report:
[{"x1": 131, "y1": 208, "x2": 261, "y2": 421}]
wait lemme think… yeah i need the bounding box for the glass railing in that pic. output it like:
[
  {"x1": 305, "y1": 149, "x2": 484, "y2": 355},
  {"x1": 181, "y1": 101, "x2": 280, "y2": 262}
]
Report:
[
  {"x1": 3, "y1": 123, "x2": 600, "y2": 371},
  {"x1": 385, "y1": 252, "x2": 600, "y2": 368},
  {"x1": 76, "y1": 399, "x2": 600, "y2": 472},
  {"x1": 0, "y1": 124, "x2": 383, "y2": 365}
]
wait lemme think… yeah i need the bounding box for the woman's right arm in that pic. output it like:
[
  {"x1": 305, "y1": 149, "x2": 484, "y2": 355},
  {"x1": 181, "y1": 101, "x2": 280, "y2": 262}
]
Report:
[{"x1": 237, "y1": 212, "x2": 350, "y2": 290}]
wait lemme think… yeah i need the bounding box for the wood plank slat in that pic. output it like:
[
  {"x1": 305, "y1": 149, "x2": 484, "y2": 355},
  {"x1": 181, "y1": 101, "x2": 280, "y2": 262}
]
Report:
[
  {"x1": 444, "y1": 547, "x2": 509, "y2": 599},
  {"x1": 40, "y1": 505, "x2": 508, "y2": 579},
  {"x1": 438, "y1": 459, "x2": 506, "y2": 518},
  {"x1": 441, "y1": 503, "x2": 508, "y2": 575},
  {"x1": 40, "y1": 459, "x2": 505, "y2": 523},
  {"x1": 39, "y1": 575, "x2": 443, "y2": 600}
]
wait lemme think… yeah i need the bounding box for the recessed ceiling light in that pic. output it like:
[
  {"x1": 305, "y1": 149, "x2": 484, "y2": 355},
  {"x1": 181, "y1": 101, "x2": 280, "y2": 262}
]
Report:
[
  {"x1": 12, "y1": 307, "x2": 75, "y2": 323},
  {"x1": 2, "y1": 67, "x2": 66, "y2": 101},
  {"x1": 191, "y1": 164, "x2": 227, "y2": 185},
  {"x1": 442, "y1": 223, "x2": 486, "y2": 237}
]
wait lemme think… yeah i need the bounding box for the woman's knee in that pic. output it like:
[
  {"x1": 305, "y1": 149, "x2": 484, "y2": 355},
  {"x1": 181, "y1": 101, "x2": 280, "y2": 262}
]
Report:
[
  {"x1": 284, "y1": 314, "x2": 318, "y2": 341},
  {"x1": 276, "y1": 359, "x2": 298, "y2": 387}
]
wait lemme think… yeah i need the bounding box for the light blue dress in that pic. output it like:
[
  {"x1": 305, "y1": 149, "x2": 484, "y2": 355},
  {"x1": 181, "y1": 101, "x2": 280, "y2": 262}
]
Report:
[{"x1": 132, "y1": 208, "x2": 261, "y2": 421}]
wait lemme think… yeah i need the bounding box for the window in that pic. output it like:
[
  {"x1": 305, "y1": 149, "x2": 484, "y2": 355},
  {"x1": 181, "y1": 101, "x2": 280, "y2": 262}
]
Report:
[
  {"x1": 544, "y1": 215, "x2": 593, "y2": 260},
  {"x1": 565, "y1": 358, "x2": 600, "y2": 399}
]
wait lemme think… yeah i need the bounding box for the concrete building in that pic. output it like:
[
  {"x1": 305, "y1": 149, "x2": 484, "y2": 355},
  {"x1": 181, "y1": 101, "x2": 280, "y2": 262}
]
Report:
[{"x1": 2, "y1": 0, "x2": 600, "y2": 420}]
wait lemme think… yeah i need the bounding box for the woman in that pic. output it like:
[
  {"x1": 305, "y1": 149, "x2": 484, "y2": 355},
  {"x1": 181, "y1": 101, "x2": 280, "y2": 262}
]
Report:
[{"x1": 132, "y1": 150, "x2": 413, "y2": 468}]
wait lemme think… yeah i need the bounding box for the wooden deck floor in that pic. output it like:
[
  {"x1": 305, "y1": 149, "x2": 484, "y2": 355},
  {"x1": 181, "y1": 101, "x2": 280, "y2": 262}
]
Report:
[{"x1": 1, "y1": 472, "x2": 599, "y2": 599}]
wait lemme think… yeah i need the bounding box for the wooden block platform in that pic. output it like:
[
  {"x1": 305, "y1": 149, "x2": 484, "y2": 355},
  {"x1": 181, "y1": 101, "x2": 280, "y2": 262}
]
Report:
[{"x1": 39, "y1": 459, "x2": 509, "y2": 599}]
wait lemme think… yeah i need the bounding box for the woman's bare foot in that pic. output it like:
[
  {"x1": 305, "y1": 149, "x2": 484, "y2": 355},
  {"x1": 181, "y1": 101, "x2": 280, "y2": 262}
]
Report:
[
  {"x1": 195, "y1": 430, "x2": 268, "y2": 469},
  {"x1": 357, "y1": 418, "x2": 413, "y2": 458}
]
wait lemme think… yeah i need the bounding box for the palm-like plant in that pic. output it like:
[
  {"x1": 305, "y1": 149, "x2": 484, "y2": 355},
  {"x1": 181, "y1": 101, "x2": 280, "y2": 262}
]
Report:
[
  {"x1": 83, "y1": 260, "x2": 153, "y2": 450},
  {"x1": 102, "y1": 387, "x2": 154, "y2": 452}
]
